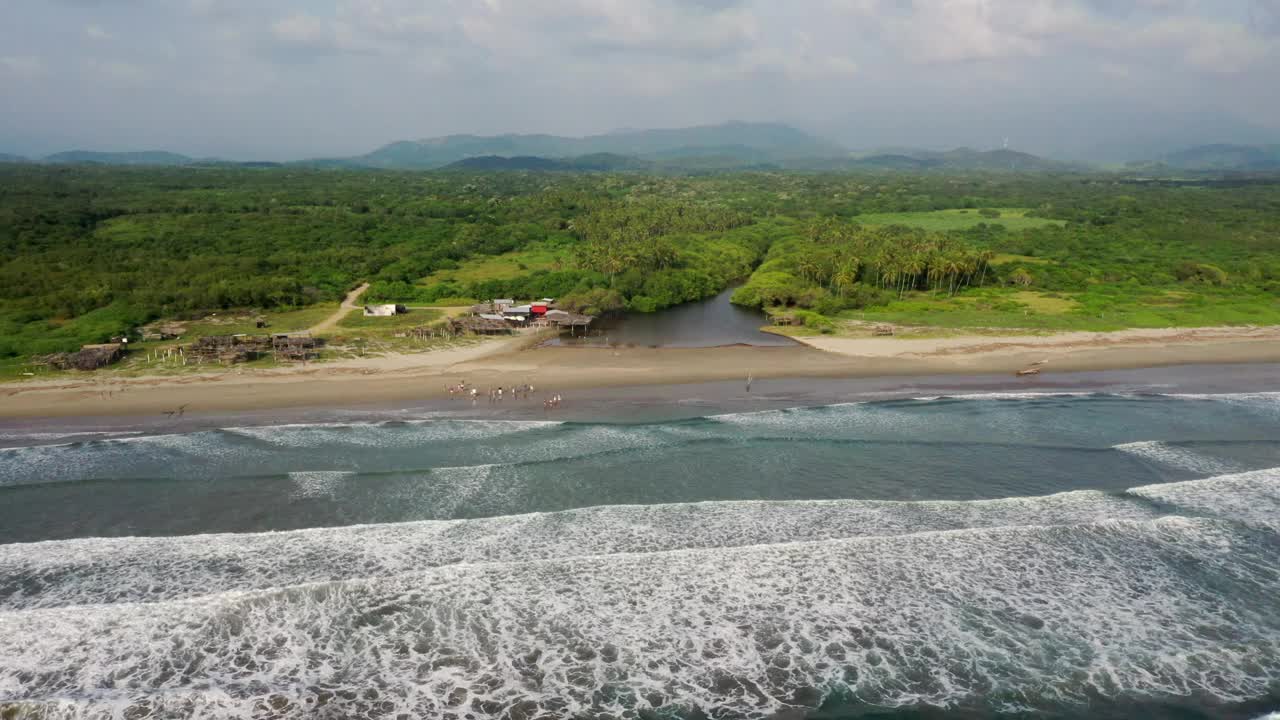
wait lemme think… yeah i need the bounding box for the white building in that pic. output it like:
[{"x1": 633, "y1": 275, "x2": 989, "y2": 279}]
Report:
[{"x1": 363, "y1": 304, "x2": 406, "y2": 317}]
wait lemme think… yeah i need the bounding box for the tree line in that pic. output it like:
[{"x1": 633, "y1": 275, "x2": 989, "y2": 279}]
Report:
[{"x1": 3, "y1": 162, "x2": 1280, "y2": 356}]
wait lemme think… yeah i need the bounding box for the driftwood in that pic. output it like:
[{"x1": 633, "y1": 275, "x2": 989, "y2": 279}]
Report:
[{"x1": 1016, "y1": 368, "x2": 1041, "y2": 376}]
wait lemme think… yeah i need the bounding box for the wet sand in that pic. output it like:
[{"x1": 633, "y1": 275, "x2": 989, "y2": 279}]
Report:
[{"x1": 3, "y1": 325, "x2": 1279, "y2": 419}]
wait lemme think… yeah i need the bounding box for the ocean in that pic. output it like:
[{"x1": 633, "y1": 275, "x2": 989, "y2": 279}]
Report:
[{"x1": 2, "y1": 371, "x2": 1279, "y2": 719}]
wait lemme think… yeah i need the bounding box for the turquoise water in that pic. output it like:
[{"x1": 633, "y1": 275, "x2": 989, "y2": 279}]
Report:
[{"x1": 2, "y1": 389, "x2": 1279, "y2": 718}]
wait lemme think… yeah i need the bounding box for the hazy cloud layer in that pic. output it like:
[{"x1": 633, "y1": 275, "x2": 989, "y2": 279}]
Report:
[{"x1": 1, "y1": 0, "x2": 1277, "y2": 160}]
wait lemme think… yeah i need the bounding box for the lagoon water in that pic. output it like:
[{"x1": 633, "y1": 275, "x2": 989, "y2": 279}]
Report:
[
  {"x1": 547, "y1": 286, "x2": 796, "y2": 347},
  {"x1": 2, "y1": 384, "x2": 1280, "y2": 718}
]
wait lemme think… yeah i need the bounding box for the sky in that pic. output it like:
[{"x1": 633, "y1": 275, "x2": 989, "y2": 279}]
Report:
[{"x1": 1, "y1": 0, "x2": 1278, "y2": 161}]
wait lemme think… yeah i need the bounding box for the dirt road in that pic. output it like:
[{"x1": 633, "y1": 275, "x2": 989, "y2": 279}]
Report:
[{"x1": 307, "y1": 283, "x2": 369, "y2": 334}]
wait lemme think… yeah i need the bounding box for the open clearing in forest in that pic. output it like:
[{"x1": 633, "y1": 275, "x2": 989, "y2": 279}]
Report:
[
  {"x1": 421, "y1": 243, "x2": 570, "y2": 286},
  {"x1": 853, "y1": 208, "x2": 1066, "y2": 232}
]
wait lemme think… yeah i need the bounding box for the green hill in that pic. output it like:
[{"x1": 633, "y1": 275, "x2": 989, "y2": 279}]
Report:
[
  {"x1": 0, "y1": 153, "x2": 28, "y2": 163},
  {"x1": 319, "y1": 122, "x2": 845, "y2": 169},
  {"x1": 442, "y1": 153, "x2": 652, "y2": 172},
  {"x1": 1159, "y1": 144, "x2": 1280, "y2": 171},
  {"x1": 43, "y1": 150, "x2": 194, "y2": 166},
  {"x1": 931, "y1": 148, "x2": 1074, "y2": 171},
  {"x1": 798, "y1": 147, "x2": 1075, "y2": 172},
  {"x1": 443, "y1": 155, "x2": 572, "y2": 171}
]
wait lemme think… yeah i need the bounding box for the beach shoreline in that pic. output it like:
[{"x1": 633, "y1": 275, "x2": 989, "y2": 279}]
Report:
[{"x1": 3, "y1": 325, "x2": 1280, "y2": 419}]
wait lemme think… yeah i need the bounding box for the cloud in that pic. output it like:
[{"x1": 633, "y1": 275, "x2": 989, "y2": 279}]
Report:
[
  {"x1": 0, "y1": 55, "x2": 45, "y2": 80},
  {"x1": 827, "y1": 0, "x2": 1275, "y2": 74},
  {"x1": 1, "y1": 0, "x2": 1277, "y2": 159},
  {"x1": 270, "y1": 14, "x2": 361, "y2": 54},
  {"x1": 85, "y1": 58, "x2": 149, "y2": 86},
  {"x1": 1139, "y1": 15, "x2": 1272, "y2": 72}
]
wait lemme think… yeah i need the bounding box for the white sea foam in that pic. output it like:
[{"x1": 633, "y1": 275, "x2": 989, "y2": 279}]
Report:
[
  {"x1": 2, "y1": 516, "x2": 1276, "y2": 719},
  {"x1": 0, "y1": 432, "x2": 223, "y2": 487},
  {"x1": 224, "y1": 418, "x2": 560, "y2": 447},
  {"x1": 1170, "y1": 391, "x2": 1280, "y2": 402},
  {"x1": 8, "y1": 470, "x2": 1278, "y2": 613},
  {"x1": 288, "y1": 470, "x2": 356, "y2": 499},
  {"x1": 710, "y1": 402, "x2": 938, "y2": 439},
  {"x1": 1114, "y1": 440, "x2": 1245, "y2": 475},
  {"x1": 0, "y1": 420, "x2": 569, "y2": 487},
  {"x1": 1130, "y1": 467, "x2": 1280, "y2": 528},
  {"x1": 911, "y1": 391, "x2": 1102, "y2": 401},
  {"x1": 0, "y1": 430, "x2": 143, "y2": 443}
]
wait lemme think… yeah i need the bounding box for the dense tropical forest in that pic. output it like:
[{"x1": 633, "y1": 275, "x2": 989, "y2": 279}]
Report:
[{"x1": 2, "y1": 162, "x2": 1280, "y2": 359}]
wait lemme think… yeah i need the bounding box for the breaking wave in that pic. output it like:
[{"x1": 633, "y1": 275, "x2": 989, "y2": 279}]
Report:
[
  {"x1": 2, "y1": 468, "x2": 1276, "y2": 612},
  {"x1": 3, "y1": 389, "x2": 1280, "y2": 718},
  {"x1": 1113, "y1": 440, "x2": 1246, "y2": 475},
  {"x1": 2, "y1": 514, "x2": 1277, "y2": 719}
]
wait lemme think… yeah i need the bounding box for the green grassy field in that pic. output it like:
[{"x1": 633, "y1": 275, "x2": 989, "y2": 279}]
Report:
[
  {"x1": 853, "y1": 208, "x2": 1066, "y2": 232},
  {"x1": 421, "y1": 243, "x2": 570, "y2": 285},
  {"x1": 175, "y1": 306, "x2": 337, "y2": 338},
  {"x1": 834, "y1": 287, "x2": 1280, "y2": 333},
  {"x1": 334, "y1": 308, "x2": 444, "y2": 332}
]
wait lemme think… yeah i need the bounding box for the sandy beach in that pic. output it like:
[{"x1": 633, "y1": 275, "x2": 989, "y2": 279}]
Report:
[{"x1": 3, "y1": 325, "x2": 1279, "y2": 418}]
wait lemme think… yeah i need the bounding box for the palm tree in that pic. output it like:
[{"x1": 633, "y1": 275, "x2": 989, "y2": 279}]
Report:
[
  {"x1": 833, "y1": 258, "x2": 860, "y2": 298},
  {"x1": 944, "y1": 254, "x2": 966, "y2": 295},
  {"x1": 901, "y1": 254, "x2": 925, "y2": 297},
  {"x1": 976, "y1": 250, "x2": 995, "y2": 287},
  {"x1": 797, "y1": 258, "x2": 820, "y2": 284}
]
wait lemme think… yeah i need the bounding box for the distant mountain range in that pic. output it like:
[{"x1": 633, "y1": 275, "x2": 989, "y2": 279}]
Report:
[
  {"x1": 830, "y1": 147, "x2": 1077, "y2": 172},
  {"x1": 43, "y1": 150, "x2": 195, "y2": 166},
  {"x1": 443, "y1": 153, "x2": 653, "y2": 172},
  {"x1": 1138, "y1": 144, "x2": 1280, "y2": 172},
  {"x1": 0, "y1": 150, "x2": 284, "y2": 168},
  {"x1": 4, "y1": 123, "x2": 1279, "y2": 173},
  {"x1": 329, "y1": 125, "x2": 1088, "y2": 172},
  {"x1": 328, "y1": 122, "x2": 847, "y2": 169}
]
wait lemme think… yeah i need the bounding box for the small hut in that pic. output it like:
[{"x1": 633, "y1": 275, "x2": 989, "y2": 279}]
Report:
[
  {"x1": 272, "y1": 333, "x2": 322, "y2": 362},
  {"x1": 450, "y1": 316, "x2": 514, "y2": 336},
  {"x1": 45, "y1": 343, "x2": 127, "y2": 371},
  {"x1": 546, "y1": 311, "x2": 594, "y2": 335},
  {"x1": 187, "y1": 335, "x2": 272, "y2": 364}
]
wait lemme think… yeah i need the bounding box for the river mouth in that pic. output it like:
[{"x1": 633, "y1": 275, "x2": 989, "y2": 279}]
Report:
[{"x1": 543, "y1": 286, "x2": 796, "y2": 348}]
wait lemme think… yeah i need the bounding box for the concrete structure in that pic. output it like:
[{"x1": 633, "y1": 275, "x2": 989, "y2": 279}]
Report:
[{"x1": 363, "y1": 304, "x2": 406, "y2": 317}]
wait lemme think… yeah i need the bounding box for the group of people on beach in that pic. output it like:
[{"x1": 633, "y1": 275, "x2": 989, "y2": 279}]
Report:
[{"x1": 444, "y1": 380, "x2": 561, "y2": 410}]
